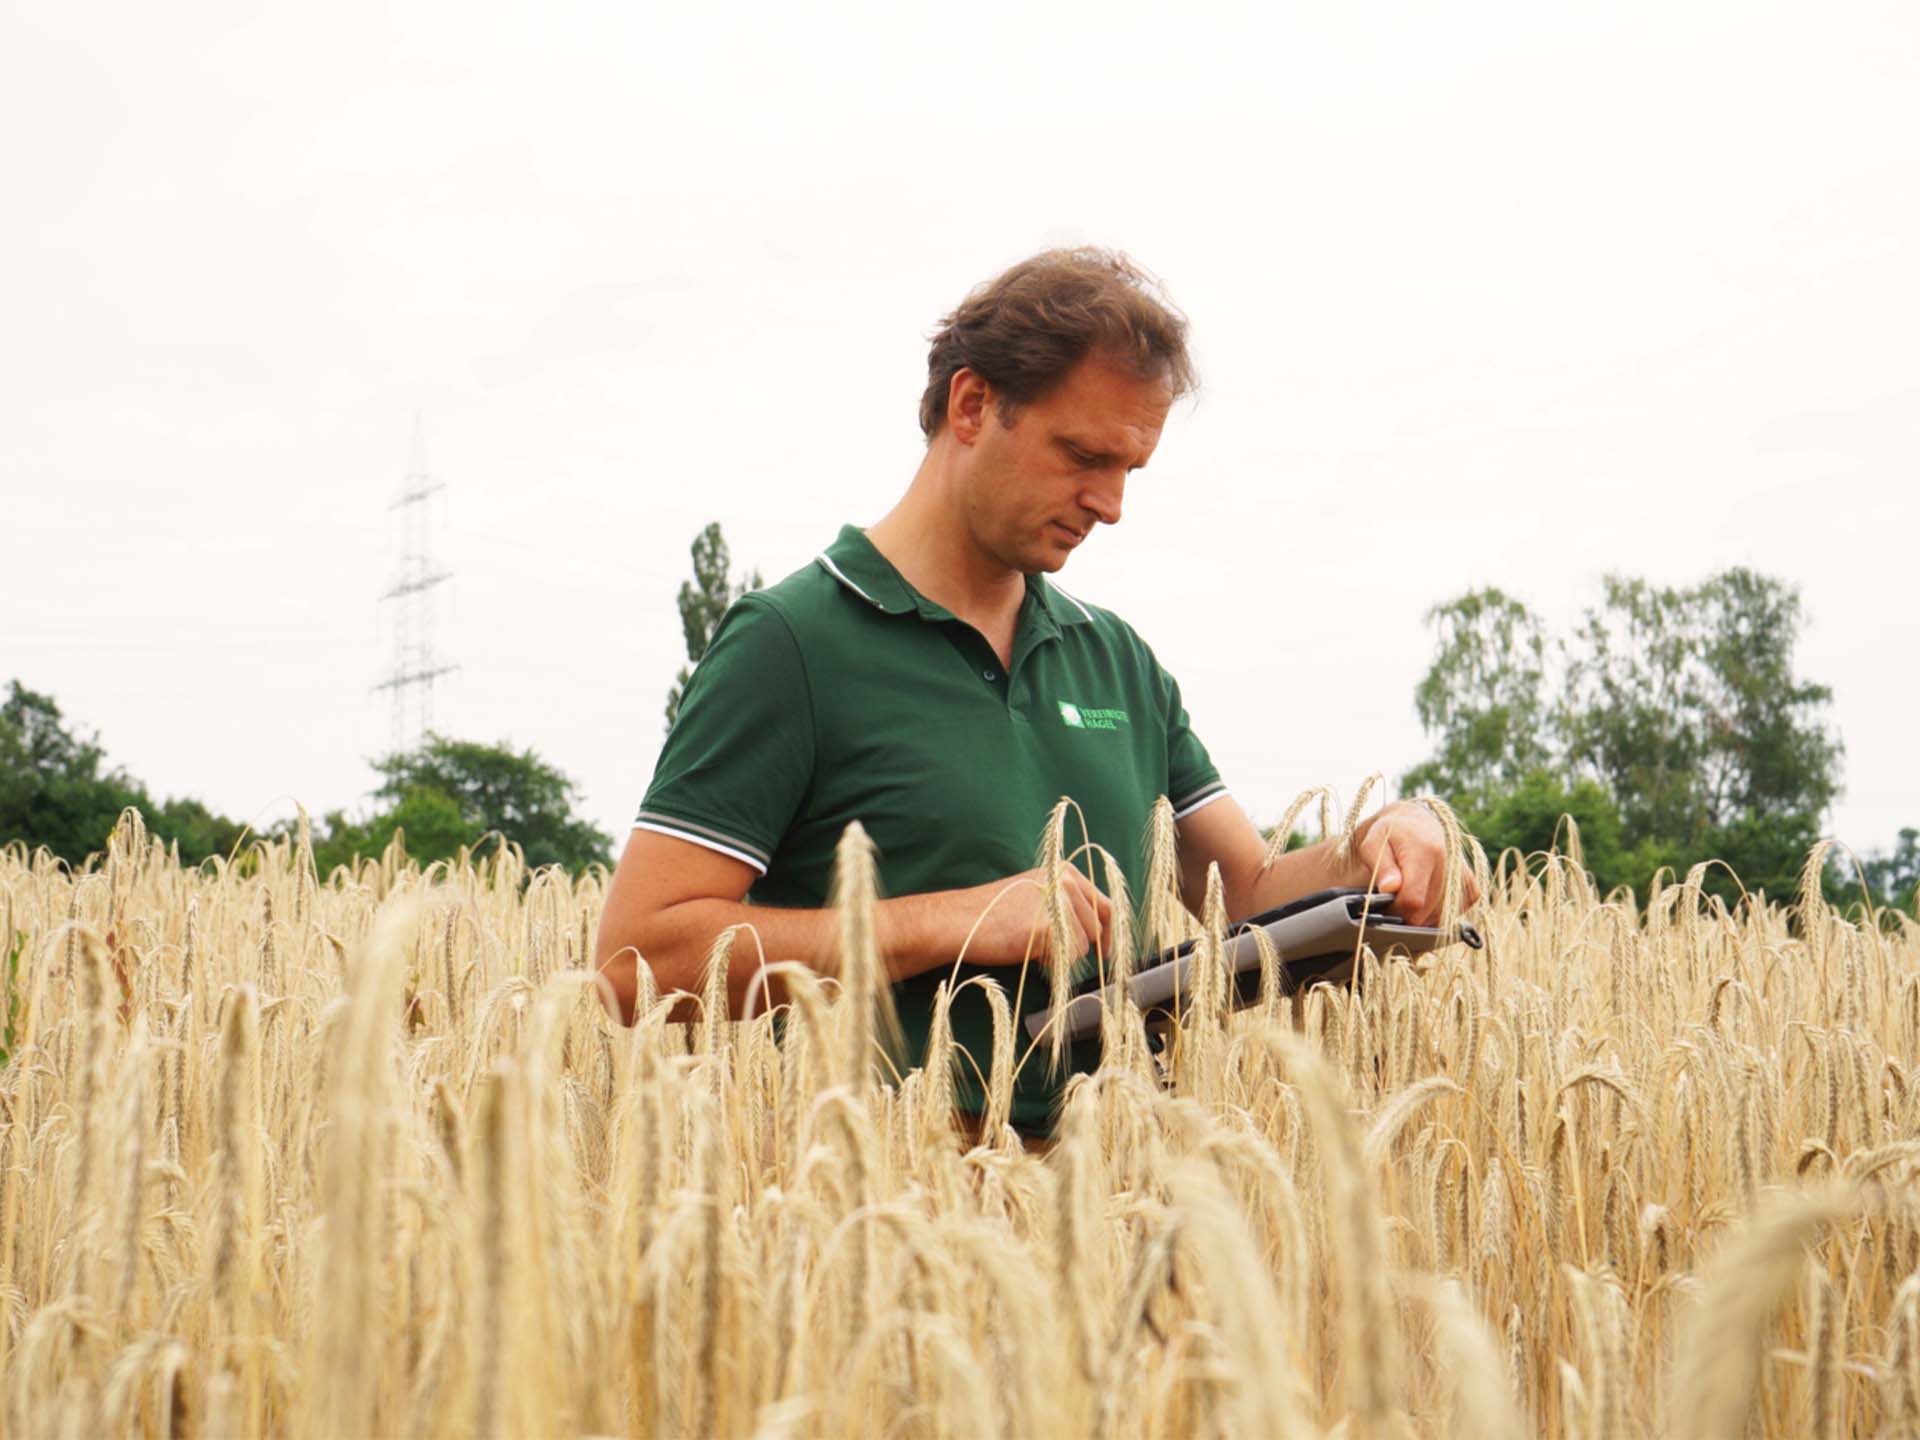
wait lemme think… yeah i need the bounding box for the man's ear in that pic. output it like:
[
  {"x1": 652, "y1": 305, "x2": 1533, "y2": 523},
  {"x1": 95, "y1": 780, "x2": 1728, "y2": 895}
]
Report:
[{"x1": 946, "y1": 368, "x2": 992, "y2": 445}]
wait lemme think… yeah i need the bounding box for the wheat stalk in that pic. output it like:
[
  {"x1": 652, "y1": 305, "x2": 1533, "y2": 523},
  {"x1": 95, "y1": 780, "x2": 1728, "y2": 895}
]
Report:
[{"x1": 0, "y1": 807, "x2": 1913, "y2": 1439}]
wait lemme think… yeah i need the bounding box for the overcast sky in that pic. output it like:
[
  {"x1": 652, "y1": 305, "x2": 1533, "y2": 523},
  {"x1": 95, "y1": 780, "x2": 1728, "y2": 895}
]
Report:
[{"x1": 6, "y1": 0, "x2": 1916, "y2": 868}]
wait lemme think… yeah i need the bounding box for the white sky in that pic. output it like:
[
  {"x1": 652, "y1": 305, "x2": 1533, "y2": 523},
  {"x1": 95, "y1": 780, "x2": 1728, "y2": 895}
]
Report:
[{"x1": 6, "y1": 0, "x2": 1916, "y2": 864}]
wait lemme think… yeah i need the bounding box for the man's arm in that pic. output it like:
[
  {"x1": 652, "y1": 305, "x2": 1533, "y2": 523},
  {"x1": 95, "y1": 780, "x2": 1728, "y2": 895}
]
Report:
[
  {"x1": 1174, "y1": 794, "x2": 1477, "y2": 930},
  {"x1": 594, "y1": 827, "x2": 1115, "y2": 1023}
]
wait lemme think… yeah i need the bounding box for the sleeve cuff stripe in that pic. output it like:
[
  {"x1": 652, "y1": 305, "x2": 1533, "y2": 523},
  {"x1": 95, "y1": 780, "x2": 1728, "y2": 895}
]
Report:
[
  {"x1": 637, "y1": 817, "x2": 771, "y2": 875},
  {"x1": 1171, "y1": 784, "x2": 1230, "y2": 821},
  {"x1": 635, "y1": 811, "x2": 771, "y2": 864}
]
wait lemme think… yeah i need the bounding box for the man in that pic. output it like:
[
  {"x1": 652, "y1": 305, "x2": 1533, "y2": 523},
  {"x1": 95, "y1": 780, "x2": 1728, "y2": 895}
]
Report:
[{"x1": 596, "y1": 248, "x2": 1474, "y2": 1135}]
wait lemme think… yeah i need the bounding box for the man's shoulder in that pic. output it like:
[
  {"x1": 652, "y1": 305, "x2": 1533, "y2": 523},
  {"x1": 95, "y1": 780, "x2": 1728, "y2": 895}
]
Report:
[
  {"x1": 734, "y1": 553, "x2": 852, "y2": 635},
  {"x1": 709, "y1": 552, "x2": 885, "y2": 676}
]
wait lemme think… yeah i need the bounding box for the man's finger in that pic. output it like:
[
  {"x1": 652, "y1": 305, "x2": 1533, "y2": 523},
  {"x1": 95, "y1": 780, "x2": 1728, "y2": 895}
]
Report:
[
  {"x1": 1069, "y1": 869, "x2": 1115, "y2": 956},
  {"x1": 1068, "y1": 885, "x2": 1102, "y2": 959},
  {"x1": 1394, "y1": 843, "x2": 1436, "y2": 926},
  {"x1": 1360, "y1": 823, "x2": 1403, "y2": 893}
]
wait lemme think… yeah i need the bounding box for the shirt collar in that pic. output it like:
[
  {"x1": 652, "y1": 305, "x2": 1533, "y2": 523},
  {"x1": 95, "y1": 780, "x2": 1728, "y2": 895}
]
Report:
[
  {"x1": 815, "y1": 525, "x2": 918, "y2": 615},
  {"x1": 1028, "y1": 570, "x2": 1096, "y2": 628},
  {"x1": 815, "y1": 524, "x2": 1094, "y2": 627}
]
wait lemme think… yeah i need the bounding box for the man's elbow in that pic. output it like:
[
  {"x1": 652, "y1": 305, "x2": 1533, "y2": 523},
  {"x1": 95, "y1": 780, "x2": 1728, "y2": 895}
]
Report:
[
  {"x1": 594, "y1": 942, "x2": 645, "y2": 1025},
  {"x1": 593, "y1": 907, "x2": 673, "y2": 1024},
  {"x1": 594, "y1": 912, "x2": 704, "y2": 1024}
]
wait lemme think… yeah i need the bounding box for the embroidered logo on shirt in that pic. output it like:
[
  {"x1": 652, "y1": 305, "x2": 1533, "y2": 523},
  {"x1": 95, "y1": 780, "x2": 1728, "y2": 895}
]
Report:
[{"x1": 1058, "y1": 700, "x2": 1128, "y2": 731}]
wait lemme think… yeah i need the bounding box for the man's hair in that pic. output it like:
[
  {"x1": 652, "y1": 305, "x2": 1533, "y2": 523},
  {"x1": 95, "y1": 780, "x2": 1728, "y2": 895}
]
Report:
[{"x1": 918, "y1": 248, "x2": 1196, "y2": 439}]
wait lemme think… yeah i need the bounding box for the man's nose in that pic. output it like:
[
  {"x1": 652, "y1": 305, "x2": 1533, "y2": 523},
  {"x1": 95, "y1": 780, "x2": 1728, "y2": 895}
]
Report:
[{"x1": 1080, "y1": 472, "x2": 1125, "y2": 526}]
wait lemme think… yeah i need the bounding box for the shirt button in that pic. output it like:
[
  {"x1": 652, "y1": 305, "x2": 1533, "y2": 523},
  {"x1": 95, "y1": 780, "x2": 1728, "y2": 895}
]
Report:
[{"x1": 983, "y1": 669, "x2": 997, "y2": 682}]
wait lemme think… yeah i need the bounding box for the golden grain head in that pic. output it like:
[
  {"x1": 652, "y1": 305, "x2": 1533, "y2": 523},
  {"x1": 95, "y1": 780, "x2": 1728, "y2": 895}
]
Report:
[{"x1": 0, "y1": 799, "x2": 1912, "y2": 1438}]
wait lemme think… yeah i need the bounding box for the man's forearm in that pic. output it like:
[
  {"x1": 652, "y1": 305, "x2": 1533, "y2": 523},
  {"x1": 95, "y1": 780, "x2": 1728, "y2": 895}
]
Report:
[
  {"x1": 597, "y1": 889, "x2": 990, "y2": 1023},
  {"x1": 1175, "y1": 794, "x2": 1468, "y2": 933},
  {"x1": 1219, "y1": 837, "x2": 1372, "y2": 925},
  {"x1": 1177, "y1": 795, "x2": 1374, "y2": 927}
]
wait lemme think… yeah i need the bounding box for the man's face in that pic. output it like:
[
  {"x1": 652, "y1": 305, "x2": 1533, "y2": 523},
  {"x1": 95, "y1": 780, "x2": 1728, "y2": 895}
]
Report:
[{"x1": 953, "y1": 354, "x2": 1173, "y2": 576}]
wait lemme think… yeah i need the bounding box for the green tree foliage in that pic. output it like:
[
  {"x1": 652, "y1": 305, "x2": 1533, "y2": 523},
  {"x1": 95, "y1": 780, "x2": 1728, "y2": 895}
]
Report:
[
  {"x1": 1401, "y1": 589, "x2": 1554, "y2": 814},
  {"x1": 0, "y1": 680, "x2": 247, "y2": 867},
  {"x1": 664, "y1": 522, "x2": 762, "y2": 732},
  {"x1": 1257, "y1": 827, "x2": 1312, "y2": 855},
  {"x1": 0, "y1": 682, "x2": 613, "y2": 882},
  {"x1": 1827, "y1": 827, "x2": 1919, "y2": 918},
  {"x1": 308, "y1": 786, "x2": 469, "y2": 877},
  {"x1": 1404, "y1": 570, "x2": 1844, "y2": 902},
  {"x1": 311, "y1": 734, "x2": 613, "y2": 877},
  {"x1": 0, "y1": 928, "x2": 21, "y2": 1066},
  {"x1": 1564, "y1": 571, "x2": 1841, "y2": 868},
  {"x1": 1465, "y1": 769, "x2": 1635, "y2": 892}
]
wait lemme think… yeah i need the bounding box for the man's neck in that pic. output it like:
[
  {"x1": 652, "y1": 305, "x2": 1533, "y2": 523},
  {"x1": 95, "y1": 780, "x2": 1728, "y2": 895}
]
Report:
[{"x1": 864, "y1": 448, "x2": 1026, "y2": 633}]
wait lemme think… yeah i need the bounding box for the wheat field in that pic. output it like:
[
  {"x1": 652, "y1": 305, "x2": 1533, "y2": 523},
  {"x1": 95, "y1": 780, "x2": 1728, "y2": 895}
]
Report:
[{"x1": 1, "y1": 799, "x2": 1917, "y2": 1439}]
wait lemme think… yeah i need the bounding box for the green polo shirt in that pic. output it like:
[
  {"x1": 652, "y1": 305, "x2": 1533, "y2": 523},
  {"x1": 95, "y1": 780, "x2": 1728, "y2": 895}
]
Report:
[{"x1": 637, "y1": 524, "x2": 1226, "y2": 1129}]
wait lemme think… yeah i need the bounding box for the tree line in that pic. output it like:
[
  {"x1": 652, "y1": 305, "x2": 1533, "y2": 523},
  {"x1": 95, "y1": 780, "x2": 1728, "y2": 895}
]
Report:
[
  {"x1": 3, "y1": 530, "x2": 1911, "y2": 915},
  {"x1": 0, "y1": 526, "x2": 757, "y2": 877},
  {"x1": 0, "y1": 681, "x2": 611, "y2": 878},
  {"x1": 1402, "y1": 568, "x2": 1912, "y2": 913}
]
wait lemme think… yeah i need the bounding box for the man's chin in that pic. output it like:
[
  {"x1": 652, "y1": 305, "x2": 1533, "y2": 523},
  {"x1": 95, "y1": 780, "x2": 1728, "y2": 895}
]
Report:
[
  {"x1": 994, "y1": 535, "x2": 1073, "y2": 576},
  {"x1": 1023, "y1": 549, "x2": 1070, "y2": 576}
]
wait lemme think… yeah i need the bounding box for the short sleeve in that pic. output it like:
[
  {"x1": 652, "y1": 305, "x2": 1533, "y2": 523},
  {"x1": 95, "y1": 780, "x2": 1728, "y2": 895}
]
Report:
[
  {"x1": 636, "y1": 596, "x2": 814, "y2": 874},
  {"x1": 1161, "y1": 667, "x2": 1228, "y2": 820}
]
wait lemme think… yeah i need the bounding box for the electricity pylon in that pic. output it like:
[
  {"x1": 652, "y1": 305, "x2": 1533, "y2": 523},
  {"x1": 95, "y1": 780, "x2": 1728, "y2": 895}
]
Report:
[{"x1": 373, "y1": 414, "x2": 459, "y2": 753}]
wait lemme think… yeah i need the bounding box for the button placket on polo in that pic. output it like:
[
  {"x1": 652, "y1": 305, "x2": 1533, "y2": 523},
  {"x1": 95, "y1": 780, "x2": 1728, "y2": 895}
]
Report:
[
  {"x1": 848, "y1": 546, "x2": 1060, "y2": 712},
  {"x1": 970, "y1": 638, "x2": 1009, "y2": 704},
  {"x1": 1005, "y1": 593, "x2": 1059, "y2": 713}
]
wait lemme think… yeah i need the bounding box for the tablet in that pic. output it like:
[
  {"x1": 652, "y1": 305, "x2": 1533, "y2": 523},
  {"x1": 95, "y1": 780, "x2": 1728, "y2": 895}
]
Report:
[{"x1": 1022, "y1": 886, "x2": 1483, "y2": 1044}]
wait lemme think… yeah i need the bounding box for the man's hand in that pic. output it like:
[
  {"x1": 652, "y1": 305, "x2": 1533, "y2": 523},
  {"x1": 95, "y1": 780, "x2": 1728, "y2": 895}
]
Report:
[
  {"x1": 932, "y1": 865, "x2": 1115, "y2": 969},
  {"x1": 595, "y1": 828, "x2": 1120, "y2": 1023},
  {"x1": 1348, "y1": 800, "x2": 1482, "y2": 928},
  {"x1": 1176, "y1": 793, "x2": 1481, "y2": 933}
]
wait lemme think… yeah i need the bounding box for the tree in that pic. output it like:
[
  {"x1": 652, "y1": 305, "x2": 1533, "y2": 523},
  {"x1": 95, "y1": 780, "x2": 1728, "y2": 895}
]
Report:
[
  {"x1": 146, "y1": 795, "x2": 251, "y2": 867},
  {"x1": 0, "y1": 680, "x2": 246, "y2": 867},
  {"x1": 1403, "y1": 570, "x2": 1844, "y2": 901},
  {"x1": 310, "y1": 785, "x2": 472, "y2": 877},
  {"x1": 0, "y1": 681, "x2": 126, "y2": 862},
  {"x1": 311, "y1": 734, "x2": 613, "y2": 877},
  {"x1": 1460, "y1": 768, "x2": 1632, "y2": 894},
  {"x1": 665, "y1": 522, "x2": 762, "y2": 732},
  {"x1": 1563, "y1": 570, "x2": 1841, "y2": 898},
  {"x1": 1399, "y1": 589, "x2": 1554, "y2": 814},
  {"x1": 1827, "y1": 827, "x2": 1919, "y2": 917},
  {"x1": 1562, "y1": 578, "x2": 1710, "y2": 849}
]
